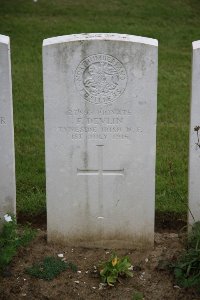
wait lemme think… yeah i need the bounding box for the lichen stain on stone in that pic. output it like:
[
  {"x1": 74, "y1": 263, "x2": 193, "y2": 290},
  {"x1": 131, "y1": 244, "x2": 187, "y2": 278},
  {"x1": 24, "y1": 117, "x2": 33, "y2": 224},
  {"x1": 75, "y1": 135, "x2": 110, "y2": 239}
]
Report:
[{"x1": 48, "y1": 230, "x2": 154, "y2": 249}]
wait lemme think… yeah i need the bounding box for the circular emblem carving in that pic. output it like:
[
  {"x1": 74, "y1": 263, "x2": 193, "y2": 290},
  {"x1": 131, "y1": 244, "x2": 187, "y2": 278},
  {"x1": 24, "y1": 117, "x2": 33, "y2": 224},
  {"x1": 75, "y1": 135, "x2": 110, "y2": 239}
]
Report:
[{"x1": 75, "y1": 54, "x2": 127, "y2": 105}]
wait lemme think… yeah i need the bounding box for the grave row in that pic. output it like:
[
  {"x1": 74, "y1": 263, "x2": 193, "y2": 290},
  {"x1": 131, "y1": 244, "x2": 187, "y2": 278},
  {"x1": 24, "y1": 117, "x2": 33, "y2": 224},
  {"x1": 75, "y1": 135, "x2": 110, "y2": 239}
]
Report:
[{"x1": 0, "y1": 33, "x2": 199, "y2": 248}]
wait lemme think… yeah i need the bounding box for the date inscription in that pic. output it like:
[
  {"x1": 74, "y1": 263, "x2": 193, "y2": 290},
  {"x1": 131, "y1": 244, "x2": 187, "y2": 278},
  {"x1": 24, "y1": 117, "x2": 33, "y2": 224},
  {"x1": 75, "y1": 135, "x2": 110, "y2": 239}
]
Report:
[{"x1": 57, "y1": 108, "x2": 142, "y2": 141}]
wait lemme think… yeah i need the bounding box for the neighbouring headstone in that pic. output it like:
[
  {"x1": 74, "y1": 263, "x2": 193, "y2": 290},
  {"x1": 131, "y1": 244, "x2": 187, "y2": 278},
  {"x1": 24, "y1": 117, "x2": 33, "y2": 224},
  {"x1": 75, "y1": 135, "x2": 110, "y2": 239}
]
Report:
[
  {"x1": 0, "y1": 35, "x2": 16, "y2": 225},
  {"x1": 189, "y1": 40, "x2": 200, "y2": 226},
  {"x1": 43, "y1": 33, "x2": 158, "y2": 248}
]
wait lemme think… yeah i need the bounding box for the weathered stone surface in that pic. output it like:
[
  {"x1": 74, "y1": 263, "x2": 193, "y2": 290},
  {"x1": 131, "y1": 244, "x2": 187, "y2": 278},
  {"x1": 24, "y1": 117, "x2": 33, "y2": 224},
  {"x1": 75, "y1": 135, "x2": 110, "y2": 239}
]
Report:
[
  {"x1": 43, "y1": 33, "x2": 158, "y2": 248},
  {"x1": 0, "y1": 35, "x2": 16, "y2": 224},
  {"x1": 189, "y1": 40, "x2": 200, "y2": 226}
]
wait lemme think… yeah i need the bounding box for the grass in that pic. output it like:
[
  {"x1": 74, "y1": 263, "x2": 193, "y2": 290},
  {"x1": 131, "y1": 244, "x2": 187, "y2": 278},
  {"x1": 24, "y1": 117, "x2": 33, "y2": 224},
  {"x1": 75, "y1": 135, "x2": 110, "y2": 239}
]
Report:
[
  {"x1": 0, "y1": 0, "x2": 199, "y2": 216},
  {"x1": 0, "y1": 215, "x2": 36, "y2": 273},
  {"x1": 171, "y1": 222, "x2": 200, "y2": 291},
  {"x1": 26, "y1": 256, "x2": 77, "y2": 281}
]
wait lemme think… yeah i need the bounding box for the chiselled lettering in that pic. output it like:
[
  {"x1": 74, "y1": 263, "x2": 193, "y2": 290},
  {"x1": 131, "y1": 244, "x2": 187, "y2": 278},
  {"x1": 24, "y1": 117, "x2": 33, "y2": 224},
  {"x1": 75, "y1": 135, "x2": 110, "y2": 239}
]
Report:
[
  {"x1": 0, "y1": 117, "x2": 6, "y2": 125},
  {"x1": 58, "y1": 107, "x2": 144, "y2": 140}
]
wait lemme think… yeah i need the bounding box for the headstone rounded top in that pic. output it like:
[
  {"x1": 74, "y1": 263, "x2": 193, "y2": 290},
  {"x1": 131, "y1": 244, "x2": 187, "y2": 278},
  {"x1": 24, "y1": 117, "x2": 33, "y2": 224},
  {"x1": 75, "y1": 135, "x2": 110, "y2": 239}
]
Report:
[
  {"x1": 43, "y1": 33, "x2": 158, "y2": 47},
  {"x1": 193, "y1": 40, "x2": 200, "y2": 50},
  {"x1": 43, "y1": 31, "x2": 158, "y2": 248},
  {"x1": 0, "y1": 35, "x2": 9, "y2": 45}
]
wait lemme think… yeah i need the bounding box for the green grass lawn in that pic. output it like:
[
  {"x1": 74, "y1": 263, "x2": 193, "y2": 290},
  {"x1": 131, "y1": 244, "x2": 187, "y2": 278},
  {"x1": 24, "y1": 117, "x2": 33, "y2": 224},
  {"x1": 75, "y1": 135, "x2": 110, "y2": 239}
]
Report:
[{"x1": 0, "y1": 0, "x2": 199, "y2": 217}]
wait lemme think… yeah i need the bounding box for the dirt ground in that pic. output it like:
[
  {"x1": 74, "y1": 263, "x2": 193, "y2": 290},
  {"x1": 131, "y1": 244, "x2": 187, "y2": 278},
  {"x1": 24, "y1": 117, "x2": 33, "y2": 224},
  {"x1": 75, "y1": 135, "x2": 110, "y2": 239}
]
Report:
[{"x1": 0, "y1": 213, "x2": 199, "y2": 300}]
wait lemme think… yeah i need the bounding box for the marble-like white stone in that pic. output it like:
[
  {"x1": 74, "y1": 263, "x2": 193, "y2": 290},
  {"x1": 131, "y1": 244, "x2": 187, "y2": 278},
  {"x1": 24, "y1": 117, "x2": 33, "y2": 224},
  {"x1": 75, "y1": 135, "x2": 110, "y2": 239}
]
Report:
[
  {"x1": 43, "y1": 33, "x2": 158, "y2": 248},
  {"x1": 0, "y1": 35, "x2": 16, "y2": 225},
  {"x1": 189, "y1": 40, "x2": 200, "y2": 226}
]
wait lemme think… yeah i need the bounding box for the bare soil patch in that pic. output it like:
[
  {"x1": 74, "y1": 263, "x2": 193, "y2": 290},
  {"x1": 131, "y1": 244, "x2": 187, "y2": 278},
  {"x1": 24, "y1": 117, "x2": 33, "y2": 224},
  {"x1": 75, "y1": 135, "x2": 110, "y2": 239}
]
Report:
[{"x1": 1, "y1": 213, "x2": 199, "y2": 300}]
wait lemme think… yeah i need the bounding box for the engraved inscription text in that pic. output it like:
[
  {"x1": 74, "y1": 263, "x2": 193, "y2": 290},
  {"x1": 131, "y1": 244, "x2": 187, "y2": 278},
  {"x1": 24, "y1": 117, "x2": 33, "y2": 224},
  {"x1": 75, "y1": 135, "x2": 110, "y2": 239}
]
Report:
[{"x1": 0, "y1": 117, "x2": 6, "y2": 125}]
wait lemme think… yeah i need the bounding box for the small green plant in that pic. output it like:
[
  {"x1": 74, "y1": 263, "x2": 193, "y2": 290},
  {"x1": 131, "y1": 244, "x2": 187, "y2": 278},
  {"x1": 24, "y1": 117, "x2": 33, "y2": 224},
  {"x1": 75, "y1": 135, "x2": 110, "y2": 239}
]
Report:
[
  {"x1": 172, "y1": 222, "x2": 200, "y2": 291},
  {"x1": 99, "y1": 253, "x2": 133, "y2": 286},
  {"x1": 26, "y1": 256, "x2": 77, "y2": 280},
  {"x1": 173, "y1": 248, "x2": 200, "y2": 290},
  {"x1": 188, "y1": 221, "x2": 200, "y2": 249},
  {"x1": 0, "y1": 214, "x2": 36, "y2": 273},
  {"x1": 132, "y1": 291, "x2": 144, "y2": 300}
]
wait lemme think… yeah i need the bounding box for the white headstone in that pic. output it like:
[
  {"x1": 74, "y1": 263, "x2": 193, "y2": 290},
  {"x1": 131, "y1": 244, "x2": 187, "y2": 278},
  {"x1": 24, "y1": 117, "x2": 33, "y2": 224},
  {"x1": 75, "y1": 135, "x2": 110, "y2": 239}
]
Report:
[
  {"x1": 43, "y1": 33, "x2": 158, "y2": 248},
  {"x1": 0, "y1": 35, "x2": 16, "y2": 224},
  {"x1": 189, "y1": 40, "x2": 200, "y2": 226}
]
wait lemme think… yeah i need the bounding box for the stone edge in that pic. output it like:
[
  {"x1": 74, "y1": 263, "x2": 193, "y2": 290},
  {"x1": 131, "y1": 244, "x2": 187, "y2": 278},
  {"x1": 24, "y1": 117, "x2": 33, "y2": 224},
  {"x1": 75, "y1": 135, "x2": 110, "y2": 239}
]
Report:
[
  {"x1": 193, "y1": 40, "x2": 200, "y2": 50},
  {"x1": 43, "y1": 33, "x2": 158, "y2": 47},
  {"x1": 0, "y1": 34, "x2": 9, "y2": 45}
]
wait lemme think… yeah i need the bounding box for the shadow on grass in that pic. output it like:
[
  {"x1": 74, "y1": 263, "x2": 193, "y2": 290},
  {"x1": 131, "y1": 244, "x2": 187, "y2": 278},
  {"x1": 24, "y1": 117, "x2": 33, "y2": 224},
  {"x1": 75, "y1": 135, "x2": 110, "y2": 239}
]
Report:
[
  {"x1": 17, "y1": 211, "x2": 187, "y2": 233},
  {"x1": 155, "y1": 211, "x2": 187, "y2": 232}
]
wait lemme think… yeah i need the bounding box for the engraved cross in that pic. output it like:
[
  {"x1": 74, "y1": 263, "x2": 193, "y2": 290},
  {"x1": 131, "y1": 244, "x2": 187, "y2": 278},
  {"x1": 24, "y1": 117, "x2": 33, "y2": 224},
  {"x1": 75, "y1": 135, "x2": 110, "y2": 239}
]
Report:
[
  {"x1": 77, "y1": 145, "x2": 124, "y2": 205},
  {"x1": 77, "y1": 144, "x2": 124, "y2": 177}
]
